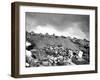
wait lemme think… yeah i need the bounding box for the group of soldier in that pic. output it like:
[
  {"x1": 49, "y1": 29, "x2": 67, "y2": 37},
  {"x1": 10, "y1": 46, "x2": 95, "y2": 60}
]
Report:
[{"x1": 26, "y1": 42, "x2": 84, "y2": 67}]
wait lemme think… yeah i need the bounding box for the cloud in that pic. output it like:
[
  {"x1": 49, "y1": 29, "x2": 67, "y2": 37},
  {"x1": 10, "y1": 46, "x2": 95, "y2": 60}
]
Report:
[
  {"x1": 25, "y1": 12, "x2": 89, "y2": 40},
  {"x1": 31, "y1": 25, "x2": 70, "y2": 37}
]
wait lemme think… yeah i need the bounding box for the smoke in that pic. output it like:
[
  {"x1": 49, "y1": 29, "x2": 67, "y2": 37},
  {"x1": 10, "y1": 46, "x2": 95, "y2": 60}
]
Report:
[{"x1": 26, "y1": 12, "x2": 89, "y2": 40}]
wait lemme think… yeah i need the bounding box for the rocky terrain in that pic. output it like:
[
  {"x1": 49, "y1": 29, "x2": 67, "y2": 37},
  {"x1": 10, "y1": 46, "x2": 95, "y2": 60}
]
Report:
[{"x1": 26, "y1": 31, "x2": 90, "y2": 67}]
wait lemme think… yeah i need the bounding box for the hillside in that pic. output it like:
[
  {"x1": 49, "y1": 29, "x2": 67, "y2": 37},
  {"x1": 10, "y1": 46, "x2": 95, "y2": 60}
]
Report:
[
  {"x1": 26, "y1": 31, "x2": 90, "y2": 66},
  {"x1": 26, "y1": 31, "x2": 89, "y2": 52}
]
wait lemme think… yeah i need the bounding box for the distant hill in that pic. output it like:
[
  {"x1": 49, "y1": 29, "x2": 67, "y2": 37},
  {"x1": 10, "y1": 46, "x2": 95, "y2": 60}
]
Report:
[{"x1": 26, "y1": 31, "x2": 89, "y2": 53}]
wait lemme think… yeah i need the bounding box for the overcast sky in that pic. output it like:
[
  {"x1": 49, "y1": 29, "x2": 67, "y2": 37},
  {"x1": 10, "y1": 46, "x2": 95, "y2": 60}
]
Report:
[{"x1": 25, "y1": 12, "x2": 89, "y2": 40}]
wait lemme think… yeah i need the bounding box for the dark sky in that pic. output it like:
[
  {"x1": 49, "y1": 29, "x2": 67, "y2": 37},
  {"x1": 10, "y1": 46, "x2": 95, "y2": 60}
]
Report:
[{"x1": 25, "y1": 12, "x2": 89, "y2": 40}]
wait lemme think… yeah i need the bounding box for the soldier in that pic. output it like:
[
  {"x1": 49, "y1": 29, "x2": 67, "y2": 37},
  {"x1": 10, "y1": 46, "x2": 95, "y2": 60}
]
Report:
[
  {"x1": 67, "y1": 49, "x2": 73, "y2": 63},
  {"x1": 26, "y1": 41, "x2": 40, "y2": 67},
  {"x1": 26, "y1": 52, "x2": 38, "y2": 67},
  {"x1": 77, "y1": 50, "x2": 83, "y2": 61},
  {"x1": 56, "y1": 55, "x2": 64, "y2": 65},
  {"x1": 47, "y1": 55, "x2": 54, "y2": 66}
]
